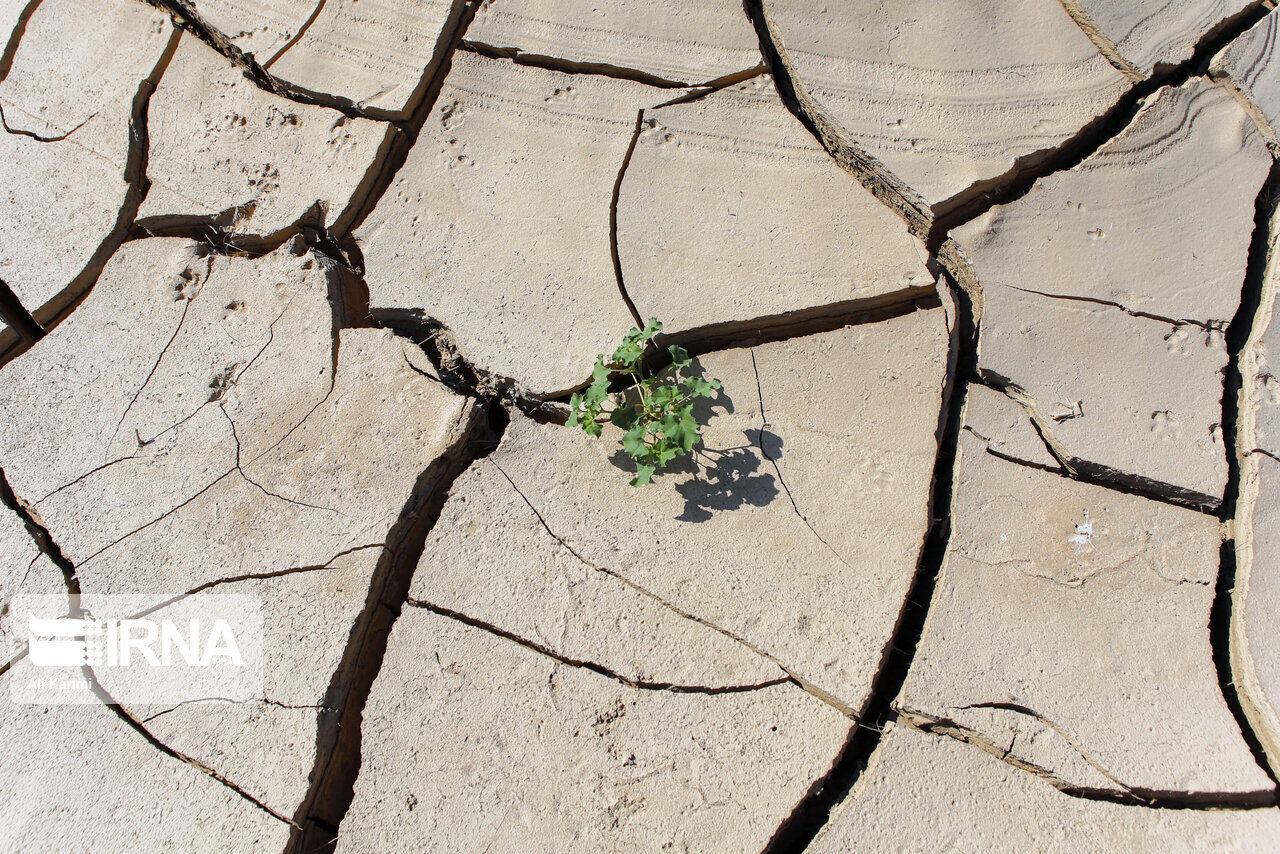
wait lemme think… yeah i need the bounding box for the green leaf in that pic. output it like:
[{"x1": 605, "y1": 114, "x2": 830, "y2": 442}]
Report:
[
  {"x1": 610, "y1": 405, "x2": 639, "y2": 429},
  {"x1": 630, "y1": 463, "x2": 656, "y2": 487},
  {"x1": 581, "y1": 360, "x2": 612, "y2": 413},
  {"x1": 682, "y1": 376, "x2": 718, "y2": 399},
  {"x1": 621, "y1": 423, "x2": 648, "y2": 458},
  {"x1": 661, "y1": 412, "x2": 698, "y2": 452},
  {"x1": 567, "y1": 317, "x2": 721, "y2": 484},
  {"x1": 668, "y1": 344, "x2": 691, "y2": 370},
  {"x1": 567, "y1": 391, "x2": 583, "y2": 428},
  {"x1": 612, "y1": 326, "x2": 648, "y2": 368},
  {"x1": 649, "y1": 384, "x2": 679, "y2": 408},
  {"x1": 612, "y1": 343, "x2": 643, "y2": 369}
]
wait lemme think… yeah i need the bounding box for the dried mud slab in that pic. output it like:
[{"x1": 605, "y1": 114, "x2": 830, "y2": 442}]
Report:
[
  {"x1": 139, "y1": 33, "x2": 397, "y2": 240},
  {"x1": 897, "y1": 428, "x2": 1271, "y2": 798},
  {"x1": 1069, "y1": 0, "x2": 1254, "y2": 77},
  {"x1": 1233, "y1": 202, "x2": 1280, "y2": 771},
  {"x1": 1236, "y1": 455, "x2": 1280, "y2": 773},
  {"x1": 616, "y1": 76, "x2": 934, "y2": 340},
  {"x1": 0, "y1": 675, "x2": 292, "y2": 850},
  {"x1": 462, "y1": 307, "x2": 948, "y2": 713},
  {"x1": 809, "y1": 723, "x2": 1280, "y2": 852},
  {"x1": 0, "y1": 503, "x2": 64, "y2": 660},
  {"x1": 961, "y1": 383, "x2": 1062, "y2": 472},
  {"x1": 356, "y1": 52, "x2": 649, "y2": 395},
  {"x1": 976, "y1": 284, "x2": 1230, "y2": 508},
  {"x1": 112, "y1": 547, "x2": 387, "y2": 817},
  {"x1": 0, "y1": 238, "x2": 480, "y2": 820},
  {"x1": 337, "y1": 609, "x2": 850, "y2": 851},
  {"x1": 759, "y1": 0, "x2": 1132, "y2": 214},
  {"x1": 187, "y1": 0, "x2": 462, "y2": 119},
  {"x1": 953, "y1": 80, "x2": 1270, "y2": 507},
  {"x1": 0, "y1": 0, "x2": 174, "y2": 323},
  {"x1": 0, "y1": 238, "x2": 334, "y2": 551},
  {"x1": 953, "y1": 81, "x2": 1268, "y2": 325},
  {"x1": 467, "y1": 0, "x2": 761, "y2": 85},
  {"x1": 410, "y1": 457, "x2": 787, "y2": 690},
  {"x1": 1213, "y1": 7, "x2": 1280, "y2": 150},
  {"x1": 187, "y1": 0, "x2": 318, "y2": 64},
  {"x1": 264, "y1": 0, "x2": 464, "y2": 119}
]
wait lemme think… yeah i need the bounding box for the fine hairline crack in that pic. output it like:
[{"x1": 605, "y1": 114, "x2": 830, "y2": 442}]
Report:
[
  {"x1": 953, "y1": 700, "x2": 1133, "y2": 791},
  {"x1": 748, "y1": 347, "x2": 857, "y2": 572},
  {"x1": 971, "y1": 376, "x2": 1224, "y2": 514},
  {"x1": 757, "y1": 269, "x2": 970, "y2": 853},
  {"x1": 456, "y1": 38, "x2": 768, "y2": 103},
  {"x1": 405, "y1": 597, "x2": 791, "y2": 695},
  {"x1": 483, "y1": 457, "x2": 853, "y2": 714},
  {"x1": 900, "y1": 708, "x2": 1279, "y2": 810},
  {"x1": 12, "y1": 4, "x2": 1280, "y2": 848},
  {"x1": 84, "y1": 667, "x2": 298, "y2": 826},
  {"x1": 1002, "y1": 283, "x2": 1229, "y2": 332},
  {"x1": 1, "y1": 469, "x2": 293, "y2": 825},
  {"x1": 141, "y1": 696, "x2": 335, "y2": 725},
  {"x1": 459, "y1": 39, "x2": 688, "y2": 89}
]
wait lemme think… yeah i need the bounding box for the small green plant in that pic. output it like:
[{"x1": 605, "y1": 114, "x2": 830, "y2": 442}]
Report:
[{"x1": 568, "y1": 318, "x2": 722, "y2": 487}]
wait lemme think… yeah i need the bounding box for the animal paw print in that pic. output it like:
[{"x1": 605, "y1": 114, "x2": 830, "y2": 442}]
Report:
[
  {"x1": 265, "y1": 105, "x2": 301, "y2": 128},
  {"x1": 1203, "y1": 325, "x2": 1226, "y2": 349},
  {"x1": 212, "y1": 111, "x2": 249, "y2": 134},
  {"x1": 439, "y1": 100, "x2": 468, "y2": 131},
  {"x1": 245, "y1": 163, "x2": 280, "y2": 194},
  {"x1": 1151, "y1": 410, "x2": 1181, "y2": 441},
  {"x1": 441, "y1": 136, "x2": 477, "y2": 170},
  {"x1": 1164, "y1": 325, "x2": 1191, "y2": 355},
  {"x1": 855, "y1": 457, "x2": 893, "y2": 494},
  {"x1": 327, "y1": 117, "x2": 359, "y2": 156},
  {"x1": 207, "y1": 363, "x2": 241, "y2": 403},
  {"x1": 171, "y1": 266, "x2": 203, "y2": 301},
  {"x1": 732, "y1": 76, "x2": 771, "y2": 96},
  {"x1": 638, "y1": 118, "x2": 677, "y2": 148},
  {"x1": 1259, "y1": 374, "x2": 1280, "y2": 406}
]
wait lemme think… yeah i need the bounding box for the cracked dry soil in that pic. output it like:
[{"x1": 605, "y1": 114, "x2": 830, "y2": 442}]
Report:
[{"x1": 4, "y1": 0, "x2": 1280, "y2": 851}]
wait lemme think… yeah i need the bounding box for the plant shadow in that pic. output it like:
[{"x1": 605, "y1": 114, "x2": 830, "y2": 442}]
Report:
[{"x1": 606, "y1": 375, "x2": 781, "y2": 521}]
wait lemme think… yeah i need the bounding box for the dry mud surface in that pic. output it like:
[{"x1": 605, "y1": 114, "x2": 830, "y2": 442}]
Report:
[{"x1": 3, "y1": 0, "x2": 1280, "y2": 851}]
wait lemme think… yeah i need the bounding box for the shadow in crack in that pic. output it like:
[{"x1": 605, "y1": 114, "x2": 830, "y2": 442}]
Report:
[{"x1": 605, "y1": 379, "x2": 780, "y2": 520}]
